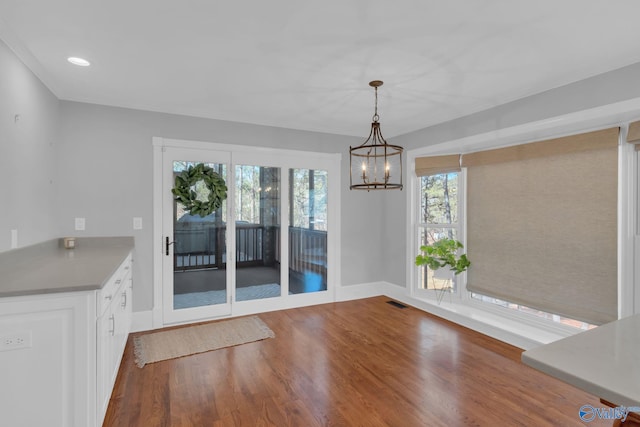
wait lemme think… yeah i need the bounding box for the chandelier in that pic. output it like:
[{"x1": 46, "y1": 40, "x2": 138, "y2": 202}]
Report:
[{"x1": 350, "y1": 80, "x2": 403, "y2": 190}]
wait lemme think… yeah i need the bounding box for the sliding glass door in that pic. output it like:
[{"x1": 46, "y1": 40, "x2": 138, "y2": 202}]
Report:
[
  {"x1": 289, "y1": 168, "x2": 328, "y2": 294},
  {"x1": 234, "y1": 164, "x2": 282, "y2": 301},
  {"x1": 157, "y1": 140, "x2": 339, "y2": 325},
  {"x1": 162, "y1": 147, "x2": 232, "y2": 324}
]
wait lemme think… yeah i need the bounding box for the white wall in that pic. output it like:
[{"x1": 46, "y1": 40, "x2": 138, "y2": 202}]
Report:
[
  {"x1": 380, "y1": 181, "x2": 406, "y2": 286},
  {"x1": 0, "y1": 35, "x2": 386, "y2": 314},
  {"x1": 397, "y1": 61, "x2": 640, "y2": 150},
  {"x1": 0, "y1": 39, "x2": 60, "y2": 252},
  {"x1": 57, "y1": 101, "x2": 385, "y2": 311},
  {"x1": 386, "y1": 61, "x2": 640, "y2": 293}
]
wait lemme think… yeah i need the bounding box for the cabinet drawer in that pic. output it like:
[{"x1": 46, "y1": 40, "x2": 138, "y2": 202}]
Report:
[{"x1": 96, "y1": 254, "x2": 132, "y2": 315}]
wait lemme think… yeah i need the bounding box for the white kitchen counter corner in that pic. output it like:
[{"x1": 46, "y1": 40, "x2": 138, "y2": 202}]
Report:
[
  {"x1": 0, "y1": 236, "x2": 134, "y2": 297},
  {"x1": 522, "y1": 313, "x2": 640, "y2": 408}
]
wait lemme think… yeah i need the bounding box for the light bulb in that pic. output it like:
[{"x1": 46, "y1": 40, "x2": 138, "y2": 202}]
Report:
[{"x1": 67, "y1": 57, "x2": 90, "y2": 67}]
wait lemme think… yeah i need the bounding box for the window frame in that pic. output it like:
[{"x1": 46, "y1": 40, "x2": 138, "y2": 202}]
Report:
[
  {"x1": 414, "y1": 170, "x2": 466, "y2": 300},
  {"x1": 412, "y1": 161, "x2": 611, "y2": 329},
  {"x1": 406, "y1": 118, "x2": 637, "y2": 342}
]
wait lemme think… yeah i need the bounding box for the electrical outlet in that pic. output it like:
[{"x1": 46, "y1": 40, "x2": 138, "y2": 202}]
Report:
[
  {"x1": 0, "y1": 331, "x2": 32, "y2": 351},
  {"x1": 75, "y1": 217, "x2": 85, "y2": 231}
]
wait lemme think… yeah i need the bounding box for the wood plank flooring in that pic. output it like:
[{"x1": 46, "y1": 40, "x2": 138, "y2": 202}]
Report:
[{"x1": 104, "y1": 297, "x2": 610, "y2": 426}]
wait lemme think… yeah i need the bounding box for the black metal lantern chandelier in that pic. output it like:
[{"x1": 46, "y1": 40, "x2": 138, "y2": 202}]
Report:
[{"x1": 350, "y1": 80, "x2": 403, "y2": 191}]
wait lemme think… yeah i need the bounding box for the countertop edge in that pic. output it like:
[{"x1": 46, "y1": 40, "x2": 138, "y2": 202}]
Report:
[
  {"x1": 0, "y1": 236, "x2": 134, "y2": 297},
  {"x1": 521, "y1": 316, "x2": 640, "y2": 408},
  {"x1": 522, "y1": 352, "x2": 640, "y2": 408}
]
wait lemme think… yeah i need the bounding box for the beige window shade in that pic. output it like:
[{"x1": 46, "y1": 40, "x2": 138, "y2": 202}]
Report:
[
  {"x1": 465, "y1": 127, "x2": 619, "y2": 325},
  {"x1": 415, "y1": 154, "x2": 461, "y2": 177},
  {"x1": 627, "y1": 121, "x2": 640, "y2": 150},
  {"x1": 461, "y1": 127, "x2": 619, "y2": 167}
]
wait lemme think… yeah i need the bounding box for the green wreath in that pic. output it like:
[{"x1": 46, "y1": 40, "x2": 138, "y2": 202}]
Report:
[{"x1": 171, "y1": 163, "x2": 227, "y2": 217}]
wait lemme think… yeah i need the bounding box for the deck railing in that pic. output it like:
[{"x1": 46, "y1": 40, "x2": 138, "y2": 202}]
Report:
[
  {"x1": 288, "y1": 226, "x2": 327, "y2": 280},
  {"x1": 174, "y1": 223, "x2": 326, "y2": 280}
]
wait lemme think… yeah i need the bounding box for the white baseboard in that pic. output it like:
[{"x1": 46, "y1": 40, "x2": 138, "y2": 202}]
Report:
[
  {"x1": 335, "y1": 281, "x2": 386, "y2": 301},
  {"x1": 131, "y1": 282, "x2": 385, "y2": 333},
  {"x1": 130, "y1": 281, "x2": 568, "y2": 350},
  {"x1": 378, "y1": 282, "x2": 570, "y2": 350},
  {"x1": 131, "y1": 310, "x2": 154, "y2": 332}
]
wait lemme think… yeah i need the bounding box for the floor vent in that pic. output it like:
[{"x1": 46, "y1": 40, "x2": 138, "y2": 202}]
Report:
[{"x1": 386, "y1": 300, "x2": 407, "y2": 309}]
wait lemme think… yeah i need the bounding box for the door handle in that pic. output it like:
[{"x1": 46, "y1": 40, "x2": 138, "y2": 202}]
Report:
[
  {"x1": 109, "y1": 314, "x2": 115, "y2": 336},
  {"x1": 165, "y1": 236, "x2": 175, "y2": 256}
]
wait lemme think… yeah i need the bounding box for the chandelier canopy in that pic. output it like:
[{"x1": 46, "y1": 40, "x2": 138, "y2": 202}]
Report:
[{"x1": 349, "y1": 80, "x2": 403, "y2": 191}]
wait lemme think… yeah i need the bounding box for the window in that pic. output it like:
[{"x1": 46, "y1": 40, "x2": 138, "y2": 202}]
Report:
[
  {"x1": 289, "y1": 169, "x2": 328, "y2": 231},
  {"x1": 463, "y1": 128, "x2": 618, "y2": 325},
  {"x1": 470, "y1": 294, "x2": 596, "y2": 330},
  {"x1": 414, "y1": 167, "x2": 600, "y2": 330},
  {"x1": 417, "y1": 171, "x2": 462, "y2": 293},
  {"x1": 412, "y1": 127, "x2": 619, "y2": 331}
]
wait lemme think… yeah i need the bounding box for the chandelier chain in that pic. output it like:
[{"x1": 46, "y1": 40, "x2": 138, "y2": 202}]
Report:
[{"x1": 372, "y1": 86, "x2": 380, "y2": 123}]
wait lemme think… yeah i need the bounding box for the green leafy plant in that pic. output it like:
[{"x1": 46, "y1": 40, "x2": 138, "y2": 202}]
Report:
[
  {"x1": 415, "y1": 238, "x2": 471, "y2": 275},
  {"x1": 172, "y1": 163, "x2": 227, "y2": 217}
]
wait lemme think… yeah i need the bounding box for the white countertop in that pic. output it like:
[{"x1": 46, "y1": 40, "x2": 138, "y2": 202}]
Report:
[
  {"x1": 0, "y1": 236, "x2": 134, "y2": 297},
  {"x1": 522, "y1": 314, "x2": 640, "y2": 407}
]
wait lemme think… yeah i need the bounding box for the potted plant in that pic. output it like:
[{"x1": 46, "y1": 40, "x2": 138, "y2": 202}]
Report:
[
  {"x1": 415, "y1": 238, "x2": 470, "y2": 273},
  {"x1": 415, "y1": 238, "x2": 471, "y2": 296}
]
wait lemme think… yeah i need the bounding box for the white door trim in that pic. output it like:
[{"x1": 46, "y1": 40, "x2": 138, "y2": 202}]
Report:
[{"x1": 152, "y1": 137, "x2": 342, "y2": 329}]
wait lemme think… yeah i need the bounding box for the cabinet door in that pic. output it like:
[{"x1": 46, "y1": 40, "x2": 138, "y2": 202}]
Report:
[
  {"x1": 0, "y1": 293, "x2": 94, "y2": 427},
  {"x1": 96, "y1": 256, "x2": 133, "y2": 427},
  {"x1": 112, "y1": 281, "x2": 131, "y2": 371},
  {"x1": 96, "y1": 307, "x2": 115, "y2": 424}
]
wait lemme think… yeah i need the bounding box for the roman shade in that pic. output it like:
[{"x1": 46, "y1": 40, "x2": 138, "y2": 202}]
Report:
[
  {"x1": 415, "y1": 154, "x2": 461, "y2": 177},
  {"x1": 464, "y1": 127, "x2": 619, "y2": 325},
  {"x1": 627, "y1": 120, "x2": 640, "y2": 150}
]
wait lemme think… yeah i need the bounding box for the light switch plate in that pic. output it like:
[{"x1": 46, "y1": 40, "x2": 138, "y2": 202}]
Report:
[
  {"x1": 133, "y1": 217, "x2": 142, "y2": 230},
  {"x1": 10, "y1": 229, "x2": 18, "y2": 248},
  {"x1": 75, "y1": 217, "x2": 85, "y2": 231}
]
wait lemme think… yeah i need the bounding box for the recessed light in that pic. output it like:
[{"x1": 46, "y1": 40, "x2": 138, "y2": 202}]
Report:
[{"x1": 67, "y1": 57, "x2": 90, "y2": 67}]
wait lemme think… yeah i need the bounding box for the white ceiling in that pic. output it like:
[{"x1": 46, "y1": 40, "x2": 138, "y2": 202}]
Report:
[{"x1": 2, "y1": 1, "x2": 640, "y2": 137}]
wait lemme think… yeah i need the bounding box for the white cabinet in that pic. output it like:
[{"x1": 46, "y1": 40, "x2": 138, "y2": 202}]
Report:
[
  {"x1": 0, "y1": 250, "x2": 133, "y2": 427},
  {"x1": 0, "y1": 291, "x2": 94, "y2": 427},
  {"x1": 96, "y1": 254, "x2": 133, "y2": 425}
]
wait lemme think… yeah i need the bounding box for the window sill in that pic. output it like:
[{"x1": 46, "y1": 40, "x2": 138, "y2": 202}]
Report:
[{"x1": 384, "y1": 284, "x2": 584, "y2": 350}]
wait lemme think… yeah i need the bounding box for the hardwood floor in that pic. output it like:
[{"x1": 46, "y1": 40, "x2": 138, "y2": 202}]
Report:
[{"x1": 104, "y1": 297, "x2": 609, "y2": 426}]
